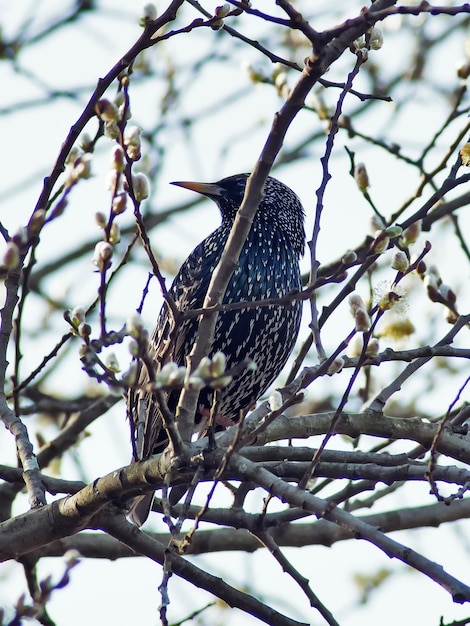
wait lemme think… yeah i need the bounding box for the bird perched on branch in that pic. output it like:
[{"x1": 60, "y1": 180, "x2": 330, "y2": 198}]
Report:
[{"x1": 127, "y1": 173, "x2": 305, "y2": 525}]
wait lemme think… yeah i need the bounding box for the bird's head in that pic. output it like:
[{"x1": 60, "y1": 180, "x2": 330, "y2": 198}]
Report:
[{"x1": 171, "y1": 173, "x2": 305, "y2": 256}]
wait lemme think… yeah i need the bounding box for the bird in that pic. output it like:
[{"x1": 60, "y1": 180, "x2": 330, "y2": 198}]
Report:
[{"x1": 127, "y1": 173, "x2": 305, "y2": 525}]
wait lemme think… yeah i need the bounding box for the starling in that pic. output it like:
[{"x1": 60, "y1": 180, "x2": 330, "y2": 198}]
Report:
[{"x1": 128, "y1": 173, "x2": 305, "y2": 524}]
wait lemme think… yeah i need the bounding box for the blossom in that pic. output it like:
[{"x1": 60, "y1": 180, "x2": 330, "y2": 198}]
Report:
[{"x1": 373, "y1": 280, "x2": 408, "y2": 315}]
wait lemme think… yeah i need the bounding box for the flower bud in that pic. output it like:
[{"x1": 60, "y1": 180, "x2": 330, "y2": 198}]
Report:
[
  {"x1": 353, "y1": 35, "x2": 366, "y2": 51},
  {"x1": 127, "y1": 312, "x2": 145, "y2": 338},
  {"x1": 342, "y1": 250, "x2": 357, "y2": 264},
  {"x1": 112, "y1": 146, "x2": 125, "y2": 172},
  {"x1": 366, "y1": 338, "x2": 380, "y2": 356},
  {"x1": 93, "y1": 241, "x2": 113, "y2": 269},
  {"x1": 215, "y1": 3, "x2": 230, "y2": 17},
  {"x1": 71, "y1": 306, "x2": 86, "y2": 325},
  {"x1": 112, "y1": 192, "x2": 128, "y2": 215},
  {"x1": 132, "y1": 173, "x2": 150, "y2": 201},
  {"x1": 372, "y1": 231, "x2": 389, "y2": 254},
  {"x1": 105, "y1": 352, "x2": 120, "y2": 372},
  {"x1": 158, "y1": 362, "x2": 179, "y2": 385},
  {"x1": 95, "y1": 212, "x2": 107, "y2": 228},
  {"x1": 3, "y1": 242, "x2": 19, "y2": 269},
  {"x1": 211, "y1": 18, "x2": 224, "y2": 30},
  {"x1": 78, "y1": 322, "x2": 91, "y2": 338},
  {"x1": 461, "y1": 143, "x2": 470, "y2": 166},
  {"x1": 95, "y1": 99, "x2": 120, "y2": 123},
  {"x1": 268, "y1": 390, "x2": 283, "y2": 411},
  {"x1": 80, "y1": 133, "x2": 93, "y2": 152},
  {"x1": 109, "y1": 222, "x2": 121, "y2": 244},
  {"x1": 383, "y1": 225, "x2": 403, "y2": 238},
  {"x1": 66, "y1": 153, "x2": 92, "y2": 187},
  {"x1": 391, "y1": 251, "x2": 409, "y2": 273},
  {"x1": 195, "y1": 356, "x2": 212, "y2": 379},
  {"x1": 211, "y1": 351, "x2": 227, "y2": 377},
  {"x1": 124, "y1": 126, "x2": 142, "y2": 161},
  {"x1": 354, "y1": 163, "x2": 369, "y2": 192},
  {"x1": 29, "y1": 210, "x2": 46, "y2": 235},
  {"x1": 167, "y1": 366, "x2": 187, "y2": 386},
  {"x1": 348, "y1": 293, "x2": 367, "y2": 314},
  {"x1": 327, "y1": 356, "x2": 344, "y2": 375},
  {"x1": 354, "y1": 308, "x2": 371, "y2": 332},
  {"x1": 457, "y1": 61, "x2": 470, "y2": 80},
  {"x1": 369, "y1": 27, "x2": 383, "y2": 50},
  {"x1": 105, "y1": 121, "x2": 120, "y2": 140},
  {"x1": 402, "y1": 221, "x2": 421, "y2": 246}
]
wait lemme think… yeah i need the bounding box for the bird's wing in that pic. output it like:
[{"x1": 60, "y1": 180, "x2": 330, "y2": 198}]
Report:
[{"x1": 128, "y1": 235, "x2": 224, "y2": 461}]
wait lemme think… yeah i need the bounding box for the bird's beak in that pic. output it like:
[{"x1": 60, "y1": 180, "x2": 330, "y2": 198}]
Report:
[{"x1": 171, "y1": 180, "x2": 223, "y2": 198}]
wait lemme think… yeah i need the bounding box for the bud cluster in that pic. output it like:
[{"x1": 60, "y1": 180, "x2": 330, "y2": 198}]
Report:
[
  {"x1": 188, "y1": 351, "x2": 233, "y2": 390},
  {"x1": 353, "y1": 26, "x2": 384, "y2": 53},
  {"x1": 64, "y1": 151, "x2": 92, "y2": 189}
]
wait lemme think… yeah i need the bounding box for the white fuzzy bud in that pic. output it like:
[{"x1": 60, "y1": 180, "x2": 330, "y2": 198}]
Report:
[
  {"x1": 354, "y1": 308, "x2": 371, "y2": 332},
  {"x1": 195, "y1": 356, "x2": 212, "y2": 379},
  {"x1": 112, "y1": 192, "x2": 127, "y2": 215},
  {"x1": 93, "y1": 241, "x2": 113, "y2": 269},
  {"x1": 268, "y1": 390, "x2": 283, "y2": 412},
  {"x1": 105, "y1": 121, "x2": 120, "y2": 140},
  {"x1": 211, "y1": 351, "x2": 227, "y2": 377},
  {"x1": 3, "y1": 242, "x2": 20, "y2": 269},
  {"x1": 215, "y1": 3, "x2": 230, "y2": 17},
  {"x1": 369, "y1": 27, "x2": 383, "y2": 50},
  {"x1": 105, "y1": 352, "x2": 120, "y2": 372},
  {"x1": 124, "y1": 126, "x2": 142, "y2": 161},
  {"x1": 127, "y1": 312, "x2": 145, "y2": 337},
  {"x1": 348, "y1": 293, "x2": 367, "y2": 315},
  {"x1": 391, "y1": 251, "x2": 409, "y2": 273},
  {"x1": 327, "y1": 356, "x2": 344, "y2": 375},
  {"x1": 112, "y1": 146, "x2": 125, "y2": 172},
  {"x1": 354, "y1": 163, "x2": 369, "y2": 191},
  {"x1": 71, "y1": 306, "x2": 86, "y2": 325},
  {"x1": 158, "y1": 362, "x2": 180, "y2": 385},
  {"x1": 132, "y1": 173, "x2": 150, "y2": 201},
  {"x1": 109, "y1": 222, "x2": 120, "y2": 244},
  {"x1": 95, "y1": 99, "x2": 120, "y2": 123},
  {"x1": 95, "y1": 212, "x2": 107, "y2": 228}
]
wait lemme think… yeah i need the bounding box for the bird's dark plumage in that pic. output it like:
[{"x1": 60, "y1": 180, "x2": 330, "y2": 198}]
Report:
[{"x1": 128, "y1": 174, "x2": 305, "y2": 524}]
